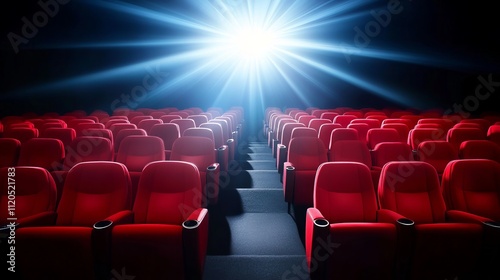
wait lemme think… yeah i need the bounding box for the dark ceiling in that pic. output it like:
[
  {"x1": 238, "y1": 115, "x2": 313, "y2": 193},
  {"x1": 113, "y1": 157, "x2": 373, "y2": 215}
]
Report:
[{"x1": 1, "y1": 0, "x2": 499, "y2": 116}]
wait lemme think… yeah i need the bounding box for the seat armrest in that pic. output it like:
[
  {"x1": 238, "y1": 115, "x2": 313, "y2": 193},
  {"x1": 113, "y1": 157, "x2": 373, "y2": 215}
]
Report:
[
  {"x1": 216, "y1": 145, "x2": 229, "y2": 172},
  {"x1": 305, "y1": 208, "x2": 330, "y2": 280},
  {"x1": 102, "y1": 210, "x2": 134, "y2": 226},
  {"x1": 91, "y1": 210, "x2": 134, "y2": 268},
  {"x1": 277, "y1": 144, "x2": 287, "y2": 176},
  {"x1": 378, "y1": 209, "x2": 415, "y2": 278},
  {"x1": 377, "y1": 209, "x2": 408, "y2": 224},
  {"x1": 206, "y1": 163, "x2": 220, "y2": 205},
  {"x1": 183, "y1": 208, "x2": 209, "y2": 280},
  {"x1": 14, "y1": 211, "x2": 57, "y2": 228},
  {"x1": 283, "y1": 162, "x2": 295, "y2": 203},
  {"x1": 446, "y1": 210, "x2": 492, "y2": 224},
  {"x1": 227, "y1": 139, "x2": 235, "y2": 161}
]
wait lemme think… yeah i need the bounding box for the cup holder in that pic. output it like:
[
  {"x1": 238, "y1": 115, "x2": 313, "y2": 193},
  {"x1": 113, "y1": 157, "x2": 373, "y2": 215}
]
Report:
[
  {"x1": 207, "y1": 166, "x2": 216, "y2": 171},
  {"x1": 397, "y1": 218, "x2": 415, "y2": 227},
  {"x1": 93, "y1": 220, "x2": 113, "y2": 230},
  {"x1": 483, "y1": 221, "x2": 500, "y2": 229},
  {"x1": 286, "y1": 166, "x2": 295, "y2": 171},
  {"x1": 182, "y1": 220, "x2": 199, "y2": 230},
  {"x1": 314, "y1": 219, "x2": 330, "y2": 228}
]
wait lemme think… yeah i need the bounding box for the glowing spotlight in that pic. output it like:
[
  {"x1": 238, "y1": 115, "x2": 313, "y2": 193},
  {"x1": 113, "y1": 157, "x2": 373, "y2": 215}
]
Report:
[{"x1": 230, "y1": 28, "x2": 277, "y2": 60}]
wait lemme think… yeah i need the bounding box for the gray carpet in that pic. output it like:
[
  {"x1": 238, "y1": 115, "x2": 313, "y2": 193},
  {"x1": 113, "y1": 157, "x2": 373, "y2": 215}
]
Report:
[{"x1": 205, "y1": 141, "x2": 305, "y2": 279}]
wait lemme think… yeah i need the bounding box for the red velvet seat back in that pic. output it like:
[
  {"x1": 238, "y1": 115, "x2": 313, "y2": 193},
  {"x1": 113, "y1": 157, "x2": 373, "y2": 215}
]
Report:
[
  {"x1": 442, "y1": 159, "x2": 500, "y2": 221},
  {"x1": 133, "y1": 161, "x2": 202, "y2": 224},
  {"x1": 315, "y1": 162, "x2": 378, "y2": 223},
  {"x1": 171, "y1": 136, "x2": 216, "y2": 171},
  {"x1": 116, "y1": 135, "x2": 165, "y2": 172},
  {"x1": 330, "y1": 140, "x2": 372, "y2": 168},
  {"x1": 56, "y1": 161, "x2": 132, "y2": 226},
  {"x1": 18, "y1": 138, "x2": 65, "y2": 170},
  {"x1": 379, "y1": 161, "x2": 446, "y2": 224},
  {"x1": 0, "y1": 138, "x2": 21, "y2": 167},
  {"x1": 0, "y1": 166, "x2": 56, "y2": 223}
]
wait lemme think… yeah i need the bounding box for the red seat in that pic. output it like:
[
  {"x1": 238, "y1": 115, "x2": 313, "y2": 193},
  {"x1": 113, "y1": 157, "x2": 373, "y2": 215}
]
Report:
[
  {"x1": 80, "y1": 128, "x2": 114, "y2": 146},
  {"x1": 347, "y1": 123, "x2": 370, "y2": 144},
  {"x1": 0, "y1": 138, "x2": 21, "y2": 168},
  {"x1": 110, "y1": 161, "x2": 208, "y2": 280},
  {"x1": 408, "y1": 128, "x2": 446, "y2": 151},
  {"x1": 18, "y1": 138, "x2": 65, "y2": 171},
  {"x1": 104, "y1": 119, "x2": 129, "y2": 129},
  {"x1": 320, "y1": 112, "x2": 338, "y2": 121},
  {"x1": 350, "y1": 118, "x2": 381, "y2": 129},
  {"x1": 487, "y1": 125, "x2": 500, "y2": 146},
  {"x1": 379, "y1": 162, "x2": 483, "y2": 279},
  {"x1": 381, "y1": 123, "x2": 410, "y2": 142},
  {"x1": 109, "y1": 123, "x2": 137, "y2": 143},
  {"x1": 382, "y1": 118, "x2": 414, "y2": 129},
  {"x1": 298, "y1": 115, "x2": 316, "y2": 127},
  {"x1": 459, "y1": 119, "x2": 490, "y2": 134},
  {"x1": 306, "y1": 162, "x2": 397, "y2": 279},
  {"x1": 308, "y1": 119, "x2": 331, "y2": 133},
  {"x1": 441, "y1": 158, "x2": 500, "y2": 274},
  {"x1": 114, "y1": 128, "x2": 147, "y2": 154},
  {"x1": 328, "y1": 128, "x2": 358, "y2": 160},
  {"x1": 137, "y1": 119, "x2": 163, "y2": 134},
  {"x1": 74, "y1": 122, "x2": 105, "y2": 137},
  {"x1": 333, "y1": 115, "x2": 357, "y2": 128},
  {"x1": 442, "y1": 159, "x2": 500, "y2": 221},
  {"x1": 343, "y1": 111, "x2": 364, "y2": 118},
  {"x1": 330, "y1": 140, "x2": 380, "y2": 188},
  {"x1": 459, "y1": 140, "x2": 500, "y2": 162},
  {"x1": 372, "y1": 142, "x2": 414, "y2": 169},
  {"x1": 188, "y1": 115, "x2": 209, "y2": 126},
  {"x1": 67, "y1": 119, "x2": 95, "y2": 129},
  {"x1": 366, "y1": 128, "x2": 400, "y2": 150},
  {"x1": 210, "y1": 119, "x2": 236, "y2": 161},
  {"x1": 160, "y1": 115, "x2": 182, "y2": 124},
  {"x1": 0, "y1": 166, "x2": 57, "y2": 227},
  {"x1": 41, "y1": 128, "x2": 76, "y2": 150},
  {"x1": 17, "y1": 161, "x2": 133, "y2": 280},
  {"x1": 317, "y1": 123, "x2": 342, "y2": 150},
  {"x1": 171, "y1": 136, "x2": 220, "y2": 205},
  {"x1": 417, "y1": 141, "x2": 457, "y2": 178},
  {"x1": 4, "y1": 127, "x2": 39, "y2": 143},
  {"x1": 276, "y1": 123, "x2": 306, "y2": 175},
  {"x1": 149, "y1": 123, "x2": 181, "y2": 160},
  {"x1": 130, "y1": 115, "x2": 153, "y2": 126},
  {"x1": 171, "y1": 119, "x2": 196, "y2": 136},
  {"x1": 273, "y1": 118, "x2": 297, "y2": 158},
  {"x1": 283, "y1": 137, "x2": 327, "y2": 207},
  {"x1": 447, "y1": 127, "x2": 485, "y2": 152},
  {"x1": 116, "y1": 136, "x2": 165, "y2": 200}
]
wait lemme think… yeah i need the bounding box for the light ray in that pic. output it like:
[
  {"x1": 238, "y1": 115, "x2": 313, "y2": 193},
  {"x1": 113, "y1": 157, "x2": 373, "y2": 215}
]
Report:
[{"x1": 12, "y1": 0, "x2": 467, "y2": 109}]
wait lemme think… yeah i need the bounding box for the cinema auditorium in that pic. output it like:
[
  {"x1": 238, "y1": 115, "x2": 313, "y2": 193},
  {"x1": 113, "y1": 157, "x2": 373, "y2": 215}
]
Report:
[{"x1": 1, "y1": 0, "x2": 499, "y2": 279}]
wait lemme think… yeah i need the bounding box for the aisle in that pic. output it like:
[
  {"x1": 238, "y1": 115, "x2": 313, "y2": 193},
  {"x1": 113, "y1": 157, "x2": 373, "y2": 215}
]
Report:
[{"x1": 203, "y1": 141, "x2": 308, "y2": 280}]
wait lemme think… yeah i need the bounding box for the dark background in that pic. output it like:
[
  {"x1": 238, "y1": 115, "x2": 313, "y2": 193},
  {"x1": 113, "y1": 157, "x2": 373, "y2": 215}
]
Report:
[{"x1": 1, "y1": 0, "x2": 499, "y2": 119}]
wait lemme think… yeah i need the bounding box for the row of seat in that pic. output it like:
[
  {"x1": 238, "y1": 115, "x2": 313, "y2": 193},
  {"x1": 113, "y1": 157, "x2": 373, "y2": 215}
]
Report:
[
  {"x1": 0, "y1": 161, "x2": 208, "y2": 280},
  {"x1": 306, "y1": 159, "x2": 500, "y2": 279},
  {"x1": 267, "y1": 110, "x2": 500, "y2": 153}
]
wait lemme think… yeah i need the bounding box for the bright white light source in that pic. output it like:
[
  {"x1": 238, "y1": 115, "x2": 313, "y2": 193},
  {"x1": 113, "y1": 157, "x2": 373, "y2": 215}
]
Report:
[{"x1": 230, "y1": 28, "x2": 276, "y2": 60}]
